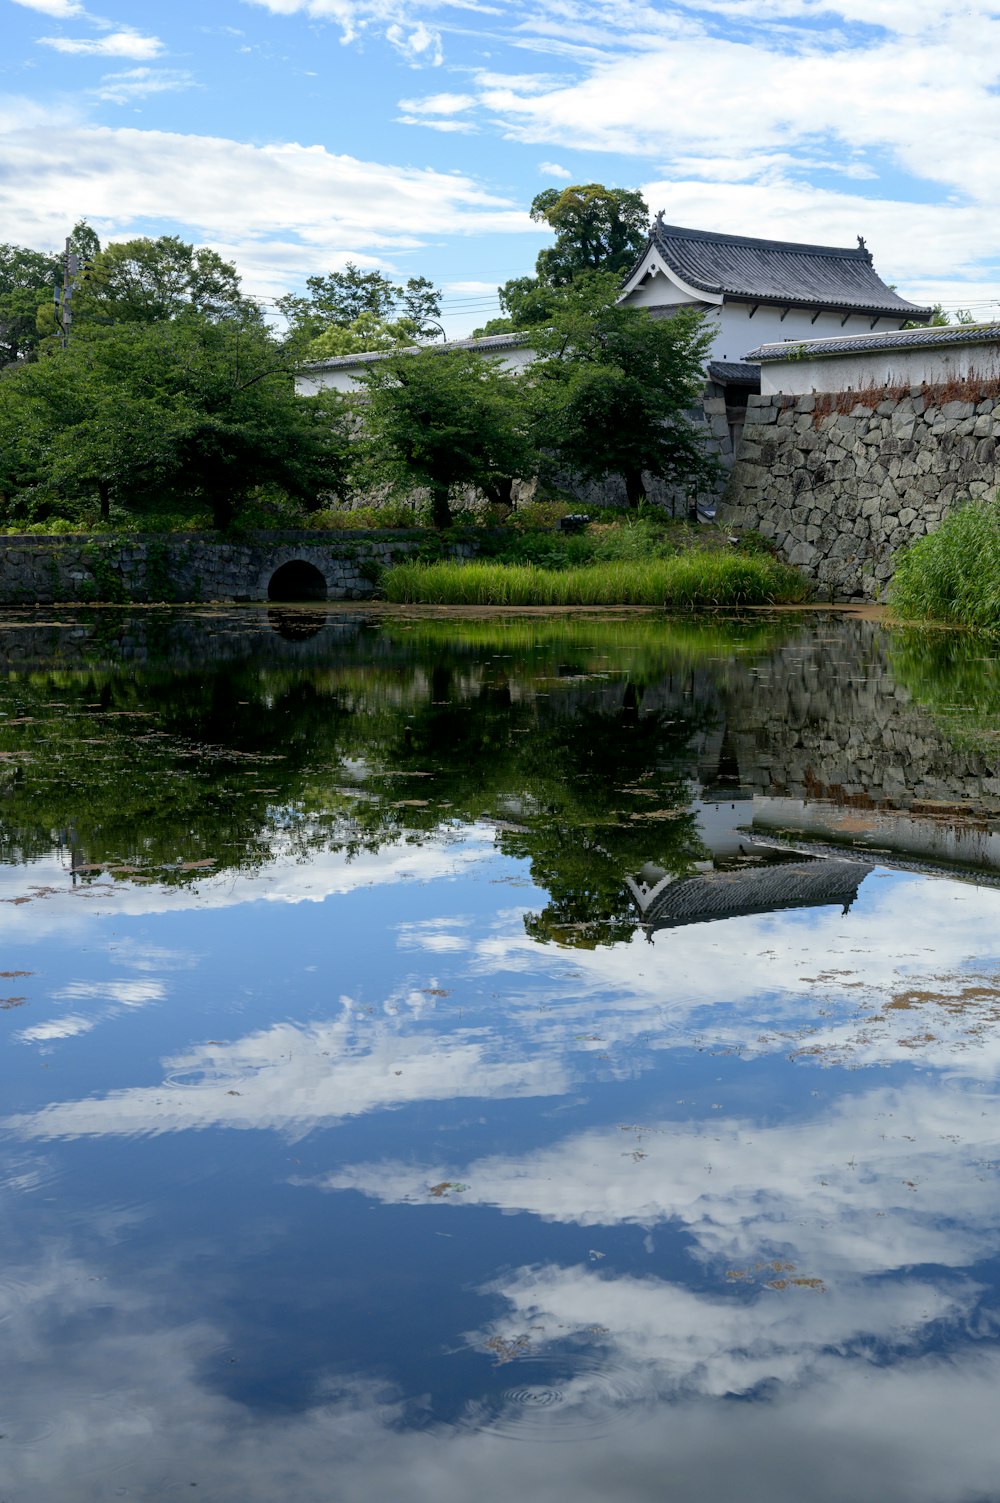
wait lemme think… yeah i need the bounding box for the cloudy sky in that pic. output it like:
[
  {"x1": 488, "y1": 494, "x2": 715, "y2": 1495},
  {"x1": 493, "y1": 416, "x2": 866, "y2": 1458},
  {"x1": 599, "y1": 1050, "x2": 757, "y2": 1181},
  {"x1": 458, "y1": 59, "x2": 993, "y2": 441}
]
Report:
[{"x1": 3, "y1": 0, "x2": 999, "y2": 333}]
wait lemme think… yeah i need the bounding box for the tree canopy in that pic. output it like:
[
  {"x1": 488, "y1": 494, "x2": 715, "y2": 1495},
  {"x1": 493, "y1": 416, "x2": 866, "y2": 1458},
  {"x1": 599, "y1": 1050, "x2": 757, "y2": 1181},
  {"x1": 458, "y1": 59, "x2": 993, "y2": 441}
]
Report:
[
  {"x1": 1, "y1": 221, "x2": 99, "y2": 366},
  {"x1": 528, "y1": 273, "x2": 717, "y2": 506},
  {"x1": 0, "y1": 319, "x2": 350, "y2": 529},
  {"x1": 358, "y1": 348, "x2": 533, "y2": 527},
  {"x1": 530, "y1": 184, "x2": 650, "y2": 285},
  {"x1": 70, "y1": 235, "x2": 257, "y2": 329},
  {"x1": 278, "y1": 263, "x2": 442, "y2": 353},
  {"x1": 0, "y1": 242, "x2": 61, "y2": 366},
  {"x1": 307, "y1": 311, "x2": 425, "y2": 360},
  {"x1": 476, "y1": 182, "x2": 651, "y2": 337}
]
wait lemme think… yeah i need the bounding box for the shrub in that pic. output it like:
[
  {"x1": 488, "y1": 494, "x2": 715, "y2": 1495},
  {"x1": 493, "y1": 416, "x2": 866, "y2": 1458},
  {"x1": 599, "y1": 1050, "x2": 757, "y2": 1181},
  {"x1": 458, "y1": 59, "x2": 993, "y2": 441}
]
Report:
[
  {"x1": 509, "y1": 499, "x2": 575, "y2": 531},
  {"x1": 890, "y1": 495, "x2": 1000, "y2": 628},
  {"x1": 309, "y1": 499, "x2": 423, "y2": 530},
  {"x1": 735, "y1": 529, "x2": 778, "y2": 557}
]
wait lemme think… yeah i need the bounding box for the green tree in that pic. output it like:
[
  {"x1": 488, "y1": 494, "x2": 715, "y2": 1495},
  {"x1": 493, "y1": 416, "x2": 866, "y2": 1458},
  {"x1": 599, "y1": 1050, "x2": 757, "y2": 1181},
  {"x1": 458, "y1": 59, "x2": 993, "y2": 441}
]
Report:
[
  {"x1": 71, "y1": 235, "x2": 256, "y2": 328},
  {"x1": 473, "y1": 276, "x2": 558, "y2": 337},
  {"x1": 531, "y1": 183, "x2": 650, "y2": 285},
  {"x1": 529, "y1": 273, "x2": 717, "y2": 507},
  {"x1": 0, "y1": 242, "x2": 61, "y2": 365},
  {"x1": 481, "y1": 182, "x2": 650, "y2": 335},
  {"x1": 0, "y1": 320, "x2": 350, "y2": 529},
  {"x1": 397, "y1": 275, "x2": 442, "y2": 331},
  {"x1": 307, "y1": 311, "x2": 422, "y2": 360},
  {"x1": 358, "y1": 348, "x2": 535, "y2": 528},
  {"x1": 905, "y1": 303, "x2": 977, "y2": 330},
  {"x1": 279, "y1": 263, "x2": 442, "y2": 347}
]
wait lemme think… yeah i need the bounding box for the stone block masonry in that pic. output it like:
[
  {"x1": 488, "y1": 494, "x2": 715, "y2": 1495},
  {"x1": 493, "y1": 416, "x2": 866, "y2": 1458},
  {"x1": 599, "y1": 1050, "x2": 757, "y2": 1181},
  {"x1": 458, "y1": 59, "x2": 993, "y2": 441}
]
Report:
[
  {"x1": 719, "y1": 383, "x2": 1000, "y2": 599},
  {"x1": 0, "y1": 531, "x2": 474, "y2": 606}
]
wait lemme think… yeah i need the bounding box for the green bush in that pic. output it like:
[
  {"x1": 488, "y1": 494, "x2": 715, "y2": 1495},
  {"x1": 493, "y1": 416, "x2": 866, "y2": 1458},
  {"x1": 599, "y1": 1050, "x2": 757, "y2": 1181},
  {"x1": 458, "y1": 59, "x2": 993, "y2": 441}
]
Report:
[
  {"x1": 736, "y1": 529, "x2": 779, "y2": 557},
  {"x1": 380, "y1": 554, "x2": 811, "y2": 607},
  {"x1": 309, "y1": 499, "x2": 423, "y2": 530},
  {"x1": 890, "y1": 495, "x2": 1000, "y2": 627},
  {"x1": 479, "y1": 514, "x2": 691, "y2": 571}
]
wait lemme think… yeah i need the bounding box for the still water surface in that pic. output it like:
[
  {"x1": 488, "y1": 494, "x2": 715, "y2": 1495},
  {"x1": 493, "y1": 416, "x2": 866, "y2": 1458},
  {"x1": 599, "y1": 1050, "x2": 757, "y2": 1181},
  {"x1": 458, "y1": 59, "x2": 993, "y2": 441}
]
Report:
[{"x1": 3, "y1": 606, "x2": 1000, "y2": 1501}]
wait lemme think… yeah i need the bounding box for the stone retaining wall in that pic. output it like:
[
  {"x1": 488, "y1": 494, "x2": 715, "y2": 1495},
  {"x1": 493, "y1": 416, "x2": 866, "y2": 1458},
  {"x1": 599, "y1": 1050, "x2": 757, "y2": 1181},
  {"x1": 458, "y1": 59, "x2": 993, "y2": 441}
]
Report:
[
  {"x1": 0, "y1": 531, "x2": 473, "y2": 605},
  {"x1": 719, "y1": 388, "x2": 1000, "y2": 598},
  {"x1": 720, "y1": 618, "x2": 1000, "y2": 813}
]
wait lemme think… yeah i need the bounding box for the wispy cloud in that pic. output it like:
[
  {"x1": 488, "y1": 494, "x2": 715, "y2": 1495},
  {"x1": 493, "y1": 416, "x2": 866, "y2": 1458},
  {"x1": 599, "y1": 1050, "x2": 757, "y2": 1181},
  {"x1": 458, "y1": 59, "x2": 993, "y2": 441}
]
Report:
[
  {"x1": 93, "y1": 66, "x2": 196, "y2": 104},
  {"x1": 396, "y1": 114, "x2": 475, "y2": 131},
  {"x1": 397, "y1": 90, "x2": 476, "y2": 114},
  {"x1": 11, "y1": 0, "x2": 87, "y2": 15},
  {"x1": 538, "y1": 160, "x2": 571, "y2": 178},
  {"x1": 0, "y1": 109, "x2": 531, "y2": 296},
  {"x1": 38, "y1": 30, "x2": 165, "y2": 59},
  {"x1": 386, "y1": 19, "x2": 442, "y2": 65}
]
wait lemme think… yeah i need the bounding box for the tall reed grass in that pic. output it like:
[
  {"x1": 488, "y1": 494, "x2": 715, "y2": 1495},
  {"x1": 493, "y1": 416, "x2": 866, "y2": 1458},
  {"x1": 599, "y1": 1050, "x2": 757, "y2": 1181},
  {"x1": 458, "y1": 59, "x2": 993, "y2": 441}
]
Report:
[
  {"x1": 890, "y1": 496, "x2": 1000, "y2": 628},
  {"x1": 381, "y1": 554, "x2": 811, "y2": 608}
]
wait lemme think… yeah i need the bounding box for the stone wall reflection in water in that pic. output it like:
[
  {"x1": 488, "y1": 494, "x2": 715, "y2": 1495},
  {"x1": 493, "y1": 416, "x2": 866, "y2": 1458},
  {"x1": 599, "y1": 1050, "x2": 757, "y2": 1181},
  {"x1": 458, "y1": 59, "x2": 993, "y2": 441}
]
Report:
[{"x1": 1, "y1": 608, "x2": 1000, "y2": 1501}]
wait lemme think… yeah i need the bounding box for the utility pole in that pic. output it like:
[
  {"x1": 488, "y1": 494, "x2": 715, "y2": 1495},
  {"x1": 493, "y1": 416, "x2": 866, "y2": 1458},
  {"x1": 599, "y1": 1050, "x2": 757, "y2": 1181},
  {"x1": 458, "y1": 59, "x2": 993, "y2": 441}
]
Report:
[{"x1": 55, "y1": 236, "x2": 79, "y2": 348}]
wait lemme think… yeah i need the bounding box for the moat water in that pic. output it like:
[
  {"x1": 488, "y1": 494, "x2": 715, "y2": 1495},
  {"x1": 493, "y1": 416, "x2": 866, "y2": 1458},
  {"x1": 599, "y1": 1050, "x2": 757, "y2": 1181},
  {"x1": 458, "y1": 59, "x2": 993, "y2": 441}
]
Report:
[{"x1": 2, "y1": 605, "x2": 1000, "y2": 1502}]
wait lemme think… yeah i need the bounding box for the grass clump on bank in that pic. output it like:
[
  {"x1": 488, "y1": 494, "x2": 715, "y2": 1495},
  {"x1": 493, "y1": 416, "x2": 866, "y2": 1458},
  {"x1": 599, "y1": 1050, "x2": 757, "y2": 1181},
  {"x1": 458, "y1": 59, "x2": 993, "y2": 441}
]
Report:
[
  {"x1": 890, "y1": 496, "x2": 1000, "y2": 628},
  {"x1": 381, "y1": 553, "x2": 811, "y2": 608}
]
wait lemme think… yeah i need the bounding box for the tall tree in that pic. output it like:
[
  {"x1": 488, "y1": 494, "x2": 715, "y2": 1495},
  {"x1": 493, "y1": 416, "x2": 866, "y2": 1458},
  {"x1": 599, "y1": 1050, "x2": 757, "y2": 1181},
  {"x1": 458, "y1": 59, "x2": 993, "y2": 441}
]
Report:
[
  {"x1": 71, "y1": 236, "x2": 256, "y2": 328},
  {"x1": 279, "y1": 263, "x2": 442, "y2": 347},
  {"x1": 528, "y1": 272, "x2": 717, "y2": 507},
  {"x1": 530, "y1": 184, "x2": 650, "y2": 285},
  {"x1": 0, "y1": 242, "x2": 61, "y2": 365},
  {"x1": 358, "y1": 348, "x2": 535, "y2": 528},
  {"x1": 480, "y1": 182, "x2": 650, "y2": 335}
]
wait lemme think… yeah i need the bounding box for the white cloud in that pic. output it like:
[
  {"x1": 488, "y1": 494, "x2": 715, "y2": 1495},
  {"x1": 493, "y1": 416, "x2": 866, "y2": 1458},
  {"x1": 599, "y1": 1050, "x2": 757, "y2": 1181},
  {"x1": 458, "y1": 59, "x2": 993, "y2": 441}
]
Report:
[
  {"x1": 0, "y1": 830, "x2": 498, "y2": 938},
  {"x1": 11, "y1": 0, "x2": 87, "y2": 14},
  {"x1": 5, "y1": 1003, "x2": 569, "y2": 1139},
  {"x1": 1, "y1": 1253, "x2": 999, "y2": 1503},
  {"x1": 480, "y1": 1260, "x2": 974, "y2": 1403},
  {"x1": 538, "y1": 160, "x2": 571, "y2": 178},
  {"x1": 38, "y1": 29, "x2": 165, "y2": 59},
  {"x1": 10, "y1": 854, "x2": 1000, "y2": 1140},
  {"x1": 0, "y1": 109, "x2": 534, "y2": 301},
  {"x1": 18, "y1": 1014, "x2": 97, "y2": 1042},
  {"x1": 93, "y1": 67, "x2": 196, "y2": 104},
  {"x1": 397, "y1": 90, "x2": 476, "y2": 113},
  {"x1": 384, "y1": 0, "x2": 1000, "y2": 299},
  {"x1": 629, "y1": 174, "x2": 997, "y2": 292},
  {"x1": 386, "y1": 19, "x2": 443, "y2": 65},
  {"x1": 52, "y1": 979, "x2": 165, "y2": 1008},
  {"x1": 395, "y1": 114, "x2": 475, "y2": 132},
  {"x1": 327, "y1": 1077, "x2": 1000, "y2": 1276}
]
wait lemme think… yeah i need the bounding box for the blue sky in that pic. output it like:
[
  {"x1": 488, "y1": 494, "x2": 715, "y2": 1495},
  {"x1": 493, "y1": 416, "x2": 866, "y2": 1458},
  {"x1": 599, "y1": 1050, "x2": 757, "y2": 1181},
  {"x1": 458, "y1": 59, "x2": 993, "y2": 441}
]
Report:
[{"x1": 3, "y1": 0, "x2": 1000, "y2": 334}]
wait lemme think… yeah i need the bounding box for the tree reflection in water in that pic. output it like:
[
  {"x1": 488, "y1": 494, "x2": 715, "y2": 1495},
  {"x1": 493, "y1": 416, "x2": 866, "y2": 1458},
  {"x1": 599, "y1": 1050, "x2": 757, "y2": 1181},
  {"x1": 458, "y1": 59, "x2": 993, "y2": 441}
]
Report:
[{"x1": 0, "y1": 610, "x2": 791, "y2": 941}]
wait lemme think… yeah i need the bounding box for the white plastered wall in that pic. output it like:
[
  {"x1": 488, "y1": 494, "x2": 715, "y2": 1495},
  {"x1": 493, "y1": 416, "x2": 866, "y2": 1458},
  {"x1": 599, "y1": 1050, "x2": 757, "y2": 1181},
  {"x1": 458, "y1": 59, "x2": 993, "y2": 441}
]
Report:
[
  {"x1": 296, "y1": 342, "x2": 535, "y2": 397},
  {"x1": 758, "y1": 339, "x2": 1000, "y2": 396}
]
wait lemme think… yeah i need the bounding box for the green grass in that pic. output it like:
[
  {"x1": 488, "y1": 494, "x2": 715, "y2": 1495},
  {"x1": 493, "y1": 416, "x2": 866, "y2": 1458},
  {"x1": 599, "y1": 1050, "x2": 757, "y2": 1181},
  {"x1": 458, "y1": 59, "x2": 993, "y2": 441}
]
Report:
[
  {"x1": 380, "y1": 553, "x2": 811, "y2": 607},
  {"x1": 890, "y1": 495, "x2": 1000, "y2": 628}
]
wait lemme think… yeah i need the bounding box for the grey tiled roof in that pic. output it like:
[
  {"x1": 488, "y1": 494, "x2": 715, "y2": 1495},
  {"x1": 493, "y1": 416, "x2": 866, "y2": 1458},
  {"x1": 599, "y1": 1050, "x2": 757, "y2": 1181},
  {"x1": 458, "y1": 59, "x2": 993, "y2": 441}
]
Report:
[
  {"x1": 628, "y1": 857, "x2": 872, "y2": 934},
  {"x1": 304, "y1": 330, "x2": 529, "y2": 371},
  {"x1": 708, "y1": 360, "x2": 760, "y2": 385},
  {"x1": 634, "y1": 222, "x2": 932, "y2": 320},
  {"x1": 746, "y1": 322, "x2": 1000, "y2": 362}
]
